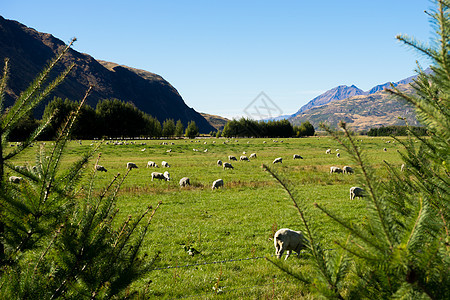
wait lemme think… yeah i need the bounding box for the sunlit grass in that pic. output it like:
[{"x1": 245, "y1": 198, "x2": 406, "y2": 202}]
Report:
[{"x1": 10, "y1": 136, "x2": 405, "y2": 298}]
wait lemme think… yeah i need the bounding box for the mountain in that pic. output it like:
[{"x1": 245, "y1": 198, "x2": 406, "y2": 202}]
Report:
[
  {"x1": 199, "y1": 113, "x2": 229, "y2": 131},
  {"x1": 290, "y1": 82, "x2": 419, "y2": 132},
  {"x1": 293, "y1": 85, "x2": 365, "y2": 116},
  {"x1": 0, "y1": 16, "x2": 215, "y2": 133}
]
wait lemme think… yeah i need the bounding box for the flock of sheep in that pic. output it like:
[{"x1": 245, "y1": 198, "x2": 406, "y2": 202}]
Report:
[{"x1": 8, "y1": 138, "x2": 397, "y2": 261}]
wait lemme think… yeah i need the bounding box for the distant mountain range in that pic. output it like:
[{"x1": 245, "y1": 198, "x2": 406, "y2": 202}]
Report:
[
  {"x1": 273, "y1": 69, "x2": 430, "y2": 131},
  {"x1": 0, "y1": 16, "x2": 215, "y2": 133}
]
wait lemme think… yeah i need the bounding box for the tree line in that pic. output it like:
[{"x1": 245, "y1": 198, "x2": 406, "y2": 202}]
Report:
[
  {"x1": 9, "y1": 97, "x2": 200, "y2": 140},
  {"x1": 367, "y1": 125, "x2": 428, "y2": 136},
  {"x1": 220, "y1": 118, "x2": 315, "y2": 138}
]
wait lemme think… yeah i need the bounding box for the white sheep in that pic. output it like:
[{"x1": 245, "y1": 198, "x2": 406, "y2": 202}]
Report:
[
  {"x1": 127, "y1": 162, "x2": 138, "y2": 170},
  {"x1": 330, "y1": 166, "x2": 343, "y2": 174},
  {"x1": 162, "y1": 161, "x2": 170, "y2": 168},
  {"x1": 9, "y1": 176, "x2": 23, "y2": 183},
  {"x1": 273, "y1": 157, "x2": 283, "y2": 164},
  {"x1": 249, "y1": 153, "x2": 257, "y2": 159},
  {"x1": 401, "y1": 164, "x2": 406, "y2": 172},
  {"x1": 151, "y1": 172, "x2": 169, "y2": 181},
  {"x1": 212, "y1": 178, "x2": 224, "y2": 190},
  {"x1": 147, "y1": 161, "x2": 159, "y2": 168},
  {"x1": 350, "y1": 186, "x2": 365, "y2": 200},
  {"x1": 293, "y1": 154, "x2": 303, "y2": 159},
  {"x1": 343, "y1": 166, "x2": 354, "y2": 174},
  {"x1": 326, "y1": 149, "x2": 331, "y2": 154},
  {"x1": 336, "y1": 153, "x2": 341, "y2": 158},
  {"x1": 163, "y1": 171, "x2": 171, "y2": 181},
  {"x1": 95, "y1": 165, "x2": 107, "y2": 172},
  {"x1": 217, "y1": 159, "x2": 223, "y2": 166},
  {"x1": 223, "y1": 162, "x2": 234, "y2": 170},
  {"x1": 274, "y1": 228, "x2": 309, "y2": 260},
  {"x1": 179, "y1": 177, "x2": 190, "y2": 187},
  {"x1": 383, "y1": 148, "x2": 387, "y2": 152},
  {"x1": 228, "y1": 155, "x2": 237, "y2": 161},
  {"x1": 240, "y1": 155, "x2": 249, "y2": 161}
]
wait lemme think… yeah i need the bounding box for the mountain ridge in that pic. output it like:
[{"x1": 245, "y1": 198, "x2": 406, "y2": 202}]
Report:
[{"x1": 0, "y1": 16, "x2": 215, "y2": 133}]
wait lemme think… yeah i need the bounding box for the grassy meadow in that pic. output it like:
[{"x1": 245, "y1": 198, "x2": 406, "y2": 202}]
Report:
[{"x1": 9, "y1": 136, "x2": 405, "y2": 299}]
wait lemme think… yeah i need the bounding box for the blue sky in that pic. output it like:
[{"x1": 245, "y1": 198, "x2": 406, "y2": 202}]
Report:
[{"x1": 1, "y1": 0, "x2": 434, "y2": 119}]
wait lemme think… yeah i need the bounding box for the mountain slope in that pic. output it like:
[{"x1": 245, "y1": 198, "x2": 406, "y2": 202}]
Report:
[
  {"x1": 293, "y1": 85, "x2": 365, "y2": 116},
  {"x1": 290, "y1": 83, "x2": 419, "y2": 131},
  {"x1": 0, "y1": 16, "x2": 215, "y2": 133}
]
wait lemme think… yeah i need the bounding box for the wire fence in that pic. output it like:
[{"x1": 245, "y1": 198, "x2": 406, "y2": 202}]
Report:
[{"x1": 150, "y1": 249, "x2": 336, "y2": 298}]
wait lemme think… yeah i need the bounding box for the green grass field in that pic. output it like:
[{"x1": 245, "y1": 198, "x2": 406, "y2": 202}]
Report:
[{"x1": 10, "y1": 136, "x2": 405, "y2": 298}]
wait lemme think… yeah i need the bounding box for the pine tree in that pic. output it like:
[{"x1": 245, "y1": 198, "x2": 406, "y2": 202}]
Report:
[
  {"x1": 175, "y1": 119, "x2": 184, "y2": 137},
  {"x1": 0, "y1": 39, "x2": 160, "y2": 298},
  {"x1": 265, "y1": 1, "x2": 449, "y2": 298},
  {"x1": 184, "y1": 120, "x2": 199, "y2": 139}
]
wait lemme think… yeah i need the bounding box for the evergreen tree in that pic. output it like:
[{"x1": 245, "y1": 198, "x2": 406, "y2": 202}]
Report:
[
  {"x1": 184, "y1": 120, "x2": 199, "y2": 138},
  {"x1": 162, "y1": 118, "x2": 175, "y2": 137},
  {"x1": 265, "y1": 2, "x2": 450, "y2": 298},
  {"x1": 0, "y1": 39, "x2": 160, "y2": 298},
  {"x1": 175, "y1": 119, "x2": 184, "y2": 137}
]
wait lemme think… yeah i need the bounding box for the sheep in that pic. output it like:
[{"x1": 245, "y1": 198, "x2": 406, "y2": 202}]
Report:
[
  {"x1": 342, "y1": 166, "x2": 354, "y2": 174},
  {"x1": 228, "y1": 155, "x2": 237, "y2": 161},
  {"x1": 162, "y1": 161, "x2": 170, "y2": 168},
  {"x1": 273, "y1": 157, "x2": 283, "y2": 164},
  {"x1": 240, "y1": 155, "x2": 249, "y2": 161},
  {"x1": 163, "y1": 171, "x2": 171, "y2": 181},
  {"x1": 127, "y1": 162, "x2": 138, "y2": 170},
  {"x1": 217, "y1": 160, "x2": 223, "y2": 166},
  {"x1": 212, "y1": 179, "x2": 224, "y2": 190},
  {"x1": 326, "y1": 149, "x2": 331, "y2": 154},
  {"x1": 249, "y1": 153, "x2": 257, "y2": 159},
  {"x1": 350, "y1": 187, "x2": 365, "y2": 200},
  {"x1": 383, "y1": 148, "x2": 387, "y2": 152},
  {"x1": 95, "y1": 165, "x2": 108, "y2": 172},
  {"x1": 401, "y1": 163, "x2": 406, "y2": 172},
  {"x1": 166, "y1": 149, "x2": 172, "y2": 153},
  {"x1": 274, "y1": 228, "x2": 309, "y2": 260},
  {"x1": 9, "y1": 176, "x2": 23, "y2": 183},
  {"x1": 151, "y1": 172, "x2": 169, "y2": 181},
  {"x1": 179, "y1": 177, "x2": 190, "y2": 187},
  {"x1": 336, "y1": 153, "x2": 341, "y2": 158},
  {"x1": 203, "y1": 149, "x2": 208, "y2": 152},
  {"x1": 293, "y1": 154, "x2": 303, "y2": 159},
  {"x1": 147, "y1": 161, "x2": 159, "y2": 168},
  {"x1": 330, "y1": 166, "x2": 343, "y2": 174},
  {"x1": 223, "y1": 162, "x2": 234, "y2": 170}
]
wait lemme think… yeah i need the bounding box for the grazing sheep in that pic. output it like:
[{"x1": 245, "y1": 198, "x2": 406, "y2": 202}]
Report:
[
  {"x1": 163, "y1": 171, "x2": 171, "y2": 181},
  {"x1": 223, "y1": 162, "x2": 234, "y2": 169},
  {"x1": 274, "y1": 228, "x2": 309, "y2": 260},
  {"x1": 95, "y1": 165, "x2": 108, "y2": 172},
  {"x1": 326, "y1": 149, "x2": 331, "y2": 154},
  {"x1": 127, "y1": 162, "x2": 138, "y2": 170},
  {"x1": 242, "y1": 151, "x2": 246, "y2": 154},
  {"x1": 162, "y1": 161, "x2": 170, "y2": 168},
  {"x1": 228, "y1": 155, "x2": 237, "y2": 161},
  {"x1": 179, "y1": 177, "x2": 190, "y2": 187},
  {"x1": 9, "y1": 176, "x2": 23, "y2": 183},
  {"x1": 204, "y1": 149, "x2": 208, "y2": 152},
  {"x1": 330, "y1": 166, "x2": 343, "y2": 174},
  {"x1": 166, "y1": 149, "x2": 172, "y2": 153},
  {"x1": 336, "y1": 153, "x2": 341, "y2": 158},
  {"x1": 383, "y1": 148, "x2": 387, "y2": 152},
  {"x1": 350, "y1": 186, "x2": 365, "y2": 200},
  {"x1": 240, "y1": 155, "x2": 249, "y2": 161},
  {"x1": 151, "y1": 172, "x2": 169, "y2": 181},
  {"x1": 249, "y1": 153, "x2": 257, "y2": 159},
  {"x1": 147, "y1": 161, "x2": 159, "y2": 168},
  {"x1": 273, "y1": 157, "x2": 283, "y2": 164},
  {"x1": 217, "y1": 160, "x2": 223, "y2": 166},
  {"x1": 212, "y1": 178, "x2": 224, "y2": 190},
  {"x1": 293, "y1": 154, "x2": 303, "y2": 159},
  {"x1": 401, "y1": 164, "x2": 406, "y2": 172},
  {"x1": 342, "y1": 166, "x2": 354, "y2": 174}
]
